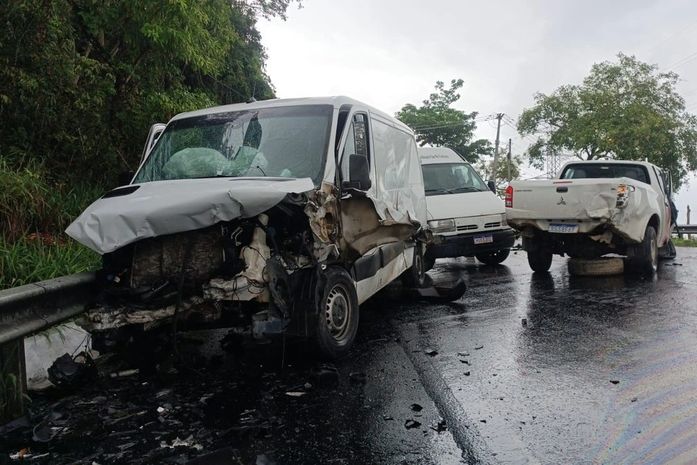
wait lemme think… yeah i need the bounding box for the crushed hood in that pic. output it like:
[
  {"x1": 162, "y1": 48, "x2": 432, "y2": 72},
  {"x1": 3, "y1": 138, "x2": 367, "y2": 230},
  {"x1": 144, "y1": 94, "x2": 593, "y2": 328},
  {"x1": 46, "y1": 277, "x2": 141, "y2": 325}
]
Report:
[{"x1": 66, "y1": 177, "x2": 315, "y2": 255}]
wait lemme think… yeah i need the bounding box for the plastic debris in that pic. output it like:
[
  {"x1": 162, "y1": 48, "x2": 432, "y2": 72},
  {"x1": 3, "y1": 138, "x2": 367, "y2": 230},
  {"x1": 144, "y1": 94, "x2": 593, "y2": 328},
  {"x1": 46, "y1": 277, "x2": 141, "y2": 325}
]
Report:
[{"x1": 47, "y1": 352, "x2": 96, "y2": 388}]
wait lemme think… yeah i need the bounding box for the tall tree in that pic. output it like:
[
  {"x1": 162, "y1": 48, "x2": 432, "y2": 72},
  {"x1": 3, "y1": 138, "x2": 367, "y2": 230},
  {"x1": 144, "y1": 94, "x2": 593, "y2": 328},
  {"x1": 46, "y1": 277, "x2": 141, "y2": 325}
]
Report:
[
  {"x1": 396, "y1": 79, "x2": 492, "y2": 163},
  {"x1": 518, "y1": 53, "x2": 697, "y2": 189},
  {"x1": 0, "y1": 0, "x2": 296, "y2": 184}
]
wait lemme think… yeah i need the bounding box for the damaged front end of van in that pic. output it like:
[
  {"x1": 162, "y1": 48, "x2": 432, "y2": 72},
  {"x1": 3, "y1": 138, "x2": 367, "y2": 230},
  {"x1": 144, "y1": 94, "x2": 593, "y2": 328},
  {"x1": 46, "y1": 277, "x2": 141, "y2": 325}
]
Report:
[{"x1": 66, "y1": 98, "x2": 437, "y2": 359}]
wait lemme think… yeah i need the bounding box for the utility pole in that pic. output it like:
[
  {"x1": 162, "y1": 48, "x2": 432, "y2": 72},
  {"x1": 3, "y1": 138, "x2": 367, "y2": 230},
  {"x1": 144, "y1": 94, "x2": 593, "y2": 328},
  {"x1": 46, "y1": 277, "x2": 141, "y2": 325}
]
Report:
[
  {"x1": 491, "y1": 113, "x2": 504, "y2": 184},
  {"x1": 507, "y1": 138, "x2": 512, "y2": 182}
]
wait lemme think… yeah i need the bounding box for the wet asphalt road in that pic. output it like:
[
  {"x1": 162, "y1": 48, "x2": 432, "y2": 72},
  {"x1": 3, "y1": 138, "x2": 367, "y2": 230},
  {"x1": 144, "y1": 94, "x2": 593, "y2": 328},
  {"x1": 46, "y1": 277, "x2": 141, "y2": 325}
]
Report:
[
  {"x1": 2, "y1": 247, "x2": 697, "y2": 464},
  {"x1": 396, "y1": 246, "x2": 697, "y2": 464}
]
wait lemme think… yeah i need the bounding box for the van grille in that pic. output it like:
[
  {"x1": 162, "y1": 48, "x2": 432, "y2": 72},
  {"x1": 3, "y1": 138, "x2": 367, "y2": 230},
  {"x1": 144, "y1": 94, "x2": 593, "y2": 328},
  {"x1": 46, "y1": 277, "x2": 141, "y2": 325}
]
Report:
[
  {"x1": 456, "y1": 224, "x2": 478, "y2": 231},
  {"x1": 484, "y1": 222, "x2": 501, "y2": 228}
]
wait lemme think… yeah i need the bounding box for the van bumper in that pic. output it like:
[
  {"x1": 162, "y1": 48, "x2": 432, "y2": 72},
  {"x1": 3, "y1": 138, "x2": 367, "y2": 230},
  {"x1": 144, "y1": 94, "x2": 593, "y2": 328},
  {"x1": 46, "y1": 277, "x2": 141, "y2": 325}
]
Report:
[{"x1": 429, "y1": 228, "x2": 516, "y2": 258}]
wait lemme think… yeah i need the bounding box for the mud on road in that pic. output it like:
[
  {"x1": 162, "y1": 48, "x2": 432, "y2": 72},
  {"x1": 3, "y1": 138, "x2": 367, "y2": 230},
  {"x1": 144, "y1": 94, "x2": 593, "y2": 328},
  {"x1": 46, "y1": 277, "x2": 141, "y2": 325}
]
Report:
[{"x1": 2, "y1": 248, "x2": 697, "y2": 464}]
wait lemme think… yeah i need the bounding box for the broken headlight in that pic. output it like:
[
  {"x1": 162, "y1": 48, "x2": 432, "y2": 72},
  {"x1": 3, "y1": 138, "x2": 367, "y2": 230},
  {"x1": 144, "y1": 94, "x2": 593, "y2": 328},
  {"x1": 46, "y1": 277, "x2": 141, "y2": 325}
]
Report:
[{"x1": 428, "y1": 219, "x2": 456, "y2": 233}]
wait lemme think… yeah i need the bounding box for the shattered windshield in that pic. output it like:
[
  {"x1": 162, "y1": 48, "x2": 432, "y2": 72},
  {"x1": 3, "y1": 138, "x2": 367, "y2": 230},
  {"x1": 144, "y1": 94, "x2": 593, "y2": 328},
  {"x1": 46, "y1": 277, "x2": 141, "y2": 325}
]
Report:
[
  {"x1": 134, "y1": 105, "x2": 332, "y2": 184},
  {"x1": 422, "y1": 163, "x2": 489, "y2": 195}
]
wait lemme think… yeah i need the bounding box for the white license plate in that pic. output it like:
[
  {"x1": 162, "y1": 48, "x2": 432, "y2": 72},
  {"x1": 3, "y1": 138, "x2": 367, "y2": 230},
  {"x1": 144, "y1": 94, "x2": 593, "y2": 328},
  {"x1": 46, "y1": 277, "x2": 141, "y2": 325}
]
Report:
[
  {"x1": 473, "y1": 235, "x2": 494, "y2": 244},
  {"x1": 549, "y1": 223, "x2": 578, "y2": 234}
]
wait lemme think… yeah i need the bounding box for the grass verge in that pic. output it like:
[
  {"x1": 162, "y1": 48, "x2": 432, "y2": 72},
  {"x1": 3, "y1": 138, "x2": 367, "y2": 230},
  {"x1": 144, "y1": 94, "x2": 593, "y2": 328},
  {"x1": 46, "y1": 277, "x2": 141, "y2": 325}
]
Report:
[
  {"x1": 0, "y1": 236, "x2": 100, "y2": 290},
  {"x1": 674, "y1": 237, "x2": 697, "y2": 247}
]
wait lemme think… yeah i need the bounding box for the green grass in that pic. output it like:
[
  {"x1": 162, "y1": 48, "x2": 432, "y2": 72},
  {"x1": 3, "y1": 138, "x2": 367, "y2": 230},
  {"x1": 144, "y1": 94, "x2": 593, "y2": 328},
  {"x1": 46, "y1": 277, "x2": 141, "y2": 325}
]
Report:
[
  {"x1": 0, "y1": 236, "x2": 100, "y2": 290},
  {"x1": 0, "y1": 158, "x2": 104, "y2": 289},
  {"x1": 674, "y1": 237, "x2": 697, "y2": 247}
]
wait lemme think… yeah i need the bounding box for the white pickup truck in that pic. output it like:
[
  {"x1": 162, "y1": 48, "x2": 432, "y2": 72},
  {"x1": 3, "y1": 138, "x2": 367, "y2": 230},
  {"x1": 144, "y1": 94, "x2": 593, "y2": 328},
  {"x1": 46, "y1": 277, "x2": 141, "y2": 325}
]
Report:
[{"x1": 505, "y1": 160, "x2": 676, "y2": 274}]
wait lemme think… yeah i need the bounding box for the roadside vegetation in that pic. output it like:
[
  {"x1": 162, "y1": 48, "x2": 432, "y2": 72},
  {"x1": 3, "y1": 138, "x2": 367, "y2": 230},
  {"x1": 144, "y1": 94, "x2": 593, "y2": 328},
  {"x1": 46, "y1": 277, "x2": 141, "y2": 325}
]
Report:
[
  {"x1": 674, "y1": 237, "x2": 697, "y2": 247},
  {"x1": 0, "y1": 0, "x2": 297, "y2": 290}
]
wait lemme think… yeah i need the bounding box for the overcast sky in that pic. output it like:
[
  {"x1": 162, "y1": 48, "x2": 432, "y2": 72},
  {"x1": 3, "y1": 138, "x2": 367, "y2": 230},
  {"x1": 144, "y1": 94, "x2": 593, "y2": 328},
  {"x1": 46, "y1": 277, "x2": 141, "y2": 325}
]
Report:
[{"x1": 258, "y1": 0, "x2": 697, "y2": 221}]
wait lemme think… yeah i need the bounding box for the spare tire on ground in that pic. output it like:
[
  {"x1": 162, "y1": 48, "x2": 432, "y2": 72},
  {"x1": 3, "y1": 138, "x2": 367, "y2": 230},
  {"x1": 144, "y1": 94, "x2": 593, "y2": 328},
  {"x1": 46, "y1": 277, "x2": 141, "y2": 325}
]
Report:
[{"x1": 567, "y1": 257, "x2": 624, "y2": 277}]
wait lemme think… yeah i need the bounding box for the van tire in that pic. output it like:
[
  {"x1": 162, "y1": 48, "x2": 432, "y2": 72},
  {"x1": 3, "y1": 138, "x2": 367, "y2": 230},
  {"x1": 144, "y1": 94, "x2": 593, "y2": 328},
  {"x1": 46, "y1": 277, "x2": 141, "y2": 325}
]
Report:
[
  {"x1": 567, "y1": 257, "x2": 624, "y2": 276},
  {"x1": 627, "y1": 225, "x2": 658, "y2": 275},
  {"x1": 402, "y1": 244, "x2": 427, "y2": 288},
  {"x1": 314, "y1": 267, "x2": 359, "y2": 360},
  {"x1": 476, "y1": 248, "x2": 510, "y2": 265},
  {"x1": 527, "y1": 244, "x2": 553, "y2": 272}
]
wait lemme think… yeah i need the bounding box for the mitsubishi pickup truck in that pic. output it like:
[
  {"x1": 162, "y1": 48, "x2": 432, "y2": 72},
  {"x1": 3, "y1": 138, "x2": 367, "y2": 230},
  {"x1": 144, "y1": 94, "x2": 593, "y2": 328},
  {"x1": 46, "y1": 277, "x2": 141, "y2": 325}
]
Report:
[{"x1": 505, "y1": 160, "x2": 676, "y2": 274}]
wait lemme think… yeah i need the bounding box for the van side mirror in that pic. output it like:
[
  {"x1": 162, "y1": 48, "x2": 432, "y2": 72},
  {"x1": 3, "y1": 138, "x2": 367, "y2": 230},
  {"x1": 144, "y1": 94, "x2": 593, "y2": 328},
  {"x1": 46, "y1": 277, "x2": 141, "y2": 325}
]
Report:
[
  {"x1": 487, "y1": 180, "x2": 496, "y2": 193},
  {"x1": 118, "y1": 171, "x2": 134, "y2": 186},
  {"x1": 347, "y1": 154, "x2": 371, "y2": 191}
]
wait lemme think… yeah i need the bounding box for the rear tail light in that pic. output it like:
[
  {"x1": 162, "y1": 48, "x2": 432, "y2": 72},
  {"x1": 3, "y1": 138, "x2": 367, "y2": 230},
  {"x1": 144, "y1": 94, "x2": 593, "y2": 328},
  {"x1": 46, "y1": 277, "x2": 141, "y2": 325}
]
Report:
[
  {"x1": 505, "y1": 185, "x2": 513, "y2": 208},
  {"x1": 615, "y1": 183, "x2": 633, "y2": 208}
]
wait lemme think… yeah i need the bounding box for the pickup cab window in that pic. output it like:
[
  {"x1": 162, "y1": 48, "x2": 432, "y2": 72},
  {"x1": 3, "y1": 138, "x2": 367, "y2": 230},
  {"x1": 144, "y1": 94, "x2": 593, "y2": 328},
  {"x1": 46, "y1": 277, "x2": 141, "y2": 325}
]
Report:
[{"x1": 560, "y1": 163, "x2": 650, "y2": 184}]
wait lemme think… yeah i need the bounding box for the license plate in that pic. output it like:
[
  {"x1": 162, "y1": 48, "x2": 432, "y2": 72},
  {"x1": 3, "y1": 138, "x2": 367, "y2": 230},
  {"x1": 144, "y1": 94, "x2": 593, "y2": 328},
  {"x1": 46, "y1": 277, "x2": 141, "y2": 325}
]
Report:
[
  {"x1": 473, "y1": 234, "x2": 494, "y2": 244},
  {"x1": 549, "y1": 223, "x2": 578, "y2": 233}
]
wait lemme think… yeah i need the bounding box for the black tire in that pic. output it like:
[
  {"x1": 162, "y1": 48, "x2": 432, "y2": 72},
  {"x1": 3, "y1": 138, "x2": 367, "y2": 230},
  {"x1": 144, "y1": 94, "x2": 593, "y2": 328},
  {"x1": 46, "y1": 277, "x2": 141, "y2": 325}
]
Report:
[
  {"x1": 567, "y1": 257, "x2": 624, "y2": 277},
  {"x1": 627, "y1": 225, "x2": 658, "y2": 275},
  {"x1": 314, "y1": 267, "x2": 359, "y2": 360},
  {"x1": 402, "y1": 244, "x2": 427, "y2": 288},
  {"x1": 476, "y1": 248, "x2": 511, "y2": 265},
  {"x1": 423, "y1": 251, "x2": 436, "y2": 272},
  {"x1": 659, "y1": 238, "x2": 677, "y2": 260},
  {"x1": 527, "y1": 245, "x2": 553, "y2": 272}
]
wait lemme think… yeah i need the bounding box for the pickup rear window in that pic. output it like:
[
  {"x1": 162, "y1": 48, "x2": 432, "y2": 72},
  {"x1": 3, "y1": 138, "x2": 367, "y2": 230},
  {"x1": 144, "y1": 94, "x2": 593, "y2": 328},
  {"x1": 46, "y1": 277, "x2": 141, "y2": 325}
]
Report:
[{"x1": 560, "y1": 163, "x2": 650, "y2": 184}]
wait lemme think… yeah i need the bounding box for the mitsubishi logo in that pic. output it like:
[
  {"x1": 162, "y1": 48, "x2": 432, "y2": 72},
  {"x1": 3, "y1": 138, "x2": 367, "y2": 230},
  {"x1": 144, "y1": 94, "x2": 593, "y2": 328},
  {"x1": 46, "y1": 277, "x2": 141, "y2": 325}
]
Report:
[{"x1": 557, "y1": 196, "x2": 566, "y2": 205}]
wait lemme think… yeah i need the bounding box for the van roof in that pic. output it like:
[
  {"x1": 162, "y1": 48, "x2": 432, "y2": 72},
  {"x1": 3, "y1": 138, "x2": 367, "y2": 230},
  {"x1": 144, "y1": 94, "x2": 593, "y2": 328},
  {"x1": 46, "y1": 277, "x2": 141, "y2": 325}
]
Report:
[
  {"x1": 418, "y1": 146, "x2": 467, "y2": 165},
  {"x1": 170, "y1": 96, "x2": 412, "y2": 133}
]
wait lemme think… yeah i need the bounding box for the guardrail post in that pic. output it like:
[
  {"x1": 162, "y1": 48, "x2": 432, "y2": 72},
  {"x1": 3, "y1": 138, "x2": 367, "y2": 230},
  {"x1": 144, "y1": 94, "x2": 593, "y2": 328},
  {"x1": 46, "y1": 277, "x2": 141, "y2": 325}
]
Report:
[{"x1": 0, "y1": 339, "x2": 26, "y2": 423}]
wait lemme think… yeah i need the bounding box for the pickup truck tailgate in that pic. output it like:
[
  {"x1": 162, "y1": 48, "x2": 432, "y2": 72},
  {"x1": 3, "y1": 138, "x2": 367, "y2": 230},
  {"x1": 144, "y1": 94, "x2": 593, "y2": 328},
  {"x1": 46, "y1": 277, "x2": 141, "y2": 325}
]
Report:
[{"x1": 507, "y1": 178, "x2": 627, "y2": 220}]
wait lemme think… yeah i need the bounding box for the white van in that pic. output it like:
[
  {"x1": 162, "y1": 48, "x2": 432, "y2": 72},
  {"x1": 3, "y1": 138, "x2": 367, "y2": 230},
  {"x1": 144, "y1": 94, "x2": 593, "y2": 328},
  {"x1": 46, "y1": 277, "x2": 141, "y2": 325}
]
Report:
[
  {"x1": 419, "y1": 147, "x2": 515, "y2": 266},
  {"x1": 67, "y1": 97, "x2": 429, "y2": 359}
]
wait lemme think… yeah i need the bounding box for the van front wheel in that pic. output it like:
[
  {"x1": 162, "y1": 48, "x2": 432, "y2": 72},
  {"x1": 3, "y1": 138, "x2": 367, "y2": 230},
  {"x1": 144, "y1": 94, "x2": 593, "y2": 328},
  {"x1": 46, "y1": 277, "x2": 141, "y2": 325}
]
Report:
[
  {"x1": 314, "y1": 267, "x2": 359, "y2": 360},
  {"x1": 476, "y1": 248, "x2": 510, "y2": 265}
]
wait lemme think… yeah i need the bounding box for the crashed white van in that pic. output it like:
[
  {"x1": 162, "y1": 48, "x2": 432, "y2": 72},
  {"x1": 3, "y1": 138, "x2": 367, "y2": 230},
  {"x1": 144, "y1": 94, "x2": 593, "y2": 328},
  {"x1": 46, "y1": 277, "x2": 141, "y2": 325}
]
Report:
[
  {"x1": 419, "y1": 147, "x2": 515, "y2": 267},
  {"x1": 67, "y1": 97, "x2": 430, "y2": 359}
]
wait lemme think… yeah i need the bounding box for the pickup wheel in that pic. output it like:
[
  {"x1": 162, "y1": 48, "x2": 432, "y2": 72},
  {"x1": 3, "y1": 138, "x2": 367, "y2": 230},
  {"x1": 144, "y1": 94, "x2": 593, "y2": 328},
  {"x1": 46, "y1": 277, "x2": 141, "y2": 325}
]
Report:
[
  {"x1": 314, "y1": 267, "x2": 359, "y2": 360},
  {"x1": 527, "y1": 245, "x2": 553, "y2": 272},
  {"x1": 476, "y1": 248, "x2": 510, "y2": 265},
  {"x1": 628, "y1": 225, "x2": 658, "y2": 275}
]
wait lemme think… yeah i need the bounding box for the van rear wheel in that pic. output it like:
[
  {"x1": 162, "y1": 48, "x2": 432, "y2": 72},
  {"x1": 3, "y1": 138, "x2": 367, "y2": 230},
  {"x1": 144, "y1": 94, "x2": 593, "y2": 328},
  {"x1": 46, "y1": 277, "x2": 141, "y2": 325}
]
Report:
[
  {"x1": 314, "y1": 267, "x2": 359, "y2": 360},
  {"x1": 402, "y1": 244, "x2": 427, "y2": 288}
]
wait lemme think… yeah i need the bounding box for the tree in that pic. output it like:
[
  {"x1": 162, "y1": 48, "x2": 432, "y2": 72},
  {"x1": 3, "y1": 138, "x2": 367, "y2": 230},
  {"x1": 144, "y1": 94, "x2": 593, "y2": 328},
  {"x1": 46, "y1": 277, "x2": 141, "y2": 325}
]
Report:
[
  {"x1": 517, "y1": 53, "x2": 697, "y2": 190},
  {"x1": 0, "y1": 0, "x2": 297, "y2": 185},
  {"x1": 477, "y1": 150, "x2": 522, "y2": 185},
  {"x1": 396, "y1": 79, "x2": 492, "y2": 163}
]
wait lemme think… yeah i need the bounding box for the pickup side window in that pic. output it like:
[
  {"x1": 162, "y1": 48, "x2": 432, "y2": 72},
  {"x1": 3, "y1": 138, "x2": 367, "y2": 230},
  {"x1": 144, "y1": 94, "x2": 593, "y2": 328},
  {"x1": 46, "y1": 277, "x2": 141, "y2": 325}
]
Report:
[
  {"x1": 652, "y1": 166, "x2": 666, "y2": 194},
  {"x1": 560, "y1": 163, "x2": 650, "y2": 184}
]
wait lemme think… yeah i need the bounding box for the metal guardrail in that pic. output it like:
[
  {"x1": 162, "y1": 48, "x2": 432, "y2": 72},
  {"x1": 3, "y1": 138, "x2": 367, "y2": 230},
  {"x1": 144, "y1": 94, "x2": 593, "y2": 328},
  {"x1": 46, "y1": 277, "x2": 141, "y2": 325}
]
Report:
[
  {"x1": 0, "y1": 272, "x2": 96, "y2": 422},
  {"x1": 0, "y1": 272, "x2": 96, "y2": 345},
  {"x1": 676, "y1": 224, "x2": 697, "y2": 235}
]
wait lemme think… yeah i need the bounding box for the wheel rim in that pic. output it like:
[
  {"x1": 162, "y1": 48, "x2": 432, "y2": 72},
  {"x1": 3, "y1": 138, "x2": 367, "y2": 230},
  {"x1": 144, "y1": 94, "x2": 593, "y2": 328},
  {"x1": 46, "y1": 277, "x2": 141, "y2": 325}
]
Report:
[{"x1": 325, "y1": 284, "x2": 351, "y2": 342}]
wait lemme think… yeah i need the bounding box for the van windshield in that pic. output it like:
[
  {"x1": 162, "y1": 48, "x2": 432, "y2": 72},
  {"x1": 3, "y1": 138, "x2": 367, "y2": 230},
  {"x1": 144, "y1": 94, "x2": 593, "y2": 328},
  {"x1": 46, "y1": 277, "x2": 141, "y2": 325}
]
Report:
[
  {"x1": 421, "y1": 163, "x2": 489, "y2": 196},
  {"x1": 134, "y1": 105, "x2": 333, "y2": 185}
]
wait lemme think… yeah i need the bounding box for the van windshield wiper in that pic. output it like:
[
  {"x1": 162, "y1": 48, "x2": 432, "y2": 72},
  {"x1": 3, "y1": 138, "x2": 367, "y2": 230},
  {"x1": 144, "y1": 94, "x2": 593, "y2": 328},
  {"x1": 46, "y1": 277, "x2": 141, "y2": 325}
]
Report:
[
  {"x1": 450, "y1": 186, "x2": 483, "y2": 193},
  {"x1": 425, "y1": 188, "x2": 456, "y2": 194}
]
